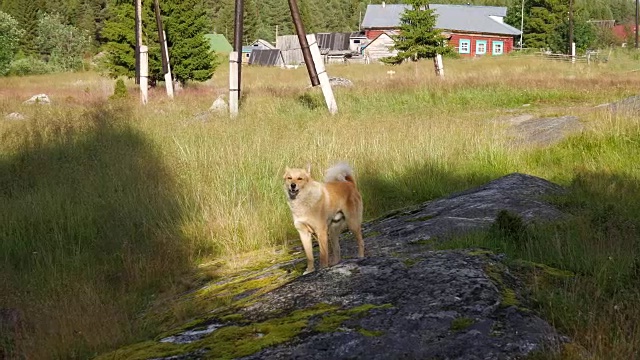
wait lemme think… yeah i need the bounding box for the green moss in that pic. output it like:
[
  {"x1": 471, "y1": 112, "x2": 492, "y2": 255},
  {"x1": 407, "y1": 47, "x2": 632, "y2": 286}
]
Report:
[
  {"x1": 106, "y1": 304, "x2": 338, "y2": 360},
  {"x1": 405, "y1": 214, "x2": 435, "y2": 222},
  {"x1": 314, "y1": 303, "x2": 393, "y2": 333},
  {"x1": 365, "y1": 230, "x2": 381, "y2": 238},
  {"x1": 485, "y1": 263, "x2": 522, "y2": 309},
  {"x1": 356, "y1": 328, "x2": 385, "y2": 337},
  {"x1": 514, "y1": 260, "x2": 574, "y2": 278},
  {"x1": 411, "y1": 238, "x2": 436, "y2": 246},
  {"x1": 94, "y1": 341, "x2": 188, "y2": 360},
  {"x1": 468, "y1": 249, "x2": 493, "y2": 256},
  {"x1": 501, "y1": 288, "x2": 519, "y2": 307},
  {"x1": 219, "y1": 313, "x2": 243, "y2": 322},
  {"x1": 315, "y1": 314, "x2": 351, "y2": 332},
  {"x1": 403, "y1": 258, "x2": 420, "y2": 267},
  {"x1": 450, "y1": 317, "x2": 475, "y2": 332},
  {"x1": 145, "y1": 269, "x2": 297, "y2": 339}
]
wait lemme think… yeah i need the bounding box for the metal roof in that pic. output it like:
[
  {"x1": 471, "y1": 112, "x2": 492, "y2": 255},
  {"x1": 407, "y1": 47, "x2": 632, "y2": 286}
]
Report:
[
  {"x1": 248, "y1": 49, "x2": 284, "y2": 66},
  {"x1": 361, "y1": 4, "x2": 521, "y2": 36},
  {"x1": 203, "y1": 33, "x2": 233, "y2": 53},
  {"x1": 316, "y1": 32, "x2": 351, "y2": 51}
]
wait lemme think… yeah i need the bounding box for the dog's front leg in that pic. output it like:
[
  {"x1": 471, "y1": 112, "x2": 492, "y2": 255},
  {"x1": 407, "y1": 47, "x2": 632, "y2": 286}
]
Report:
[{"x1": 295, "y1": 222, "x2": 315, "y2": 274}]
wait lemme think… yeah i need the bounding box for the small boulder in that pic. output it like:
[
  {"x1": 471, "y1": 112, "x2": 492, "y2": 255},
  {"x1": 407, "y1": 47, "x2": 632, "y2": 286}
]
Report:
[
  {"x1": 24, "y1": 94, "x2": 51, "y2": 105},
  {"x1": 329, "y1": 77, "x2": 353, "y2": 87},
  {"x1": 209, "y1": 95, "x2": 227, "y2": 113},
  {"x1": 5, "y1": 112, "x2": 25, "y2": 120}
]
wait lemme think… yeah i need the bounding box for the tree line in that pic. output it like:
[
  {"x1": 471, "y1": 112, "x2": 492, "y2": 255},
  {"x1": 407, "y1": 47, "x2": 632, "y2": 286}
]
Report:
[{"x1": 0, "y1": 0, "x2": 636, "y2": 80}]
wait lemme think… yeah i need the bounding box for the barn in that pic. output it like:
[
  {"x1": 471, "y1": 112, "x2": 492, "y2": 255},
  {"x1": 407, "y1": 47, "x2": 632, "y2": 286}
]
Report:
[{"x1": 361, "y1": 3, "x2": 521, "y2": 58}]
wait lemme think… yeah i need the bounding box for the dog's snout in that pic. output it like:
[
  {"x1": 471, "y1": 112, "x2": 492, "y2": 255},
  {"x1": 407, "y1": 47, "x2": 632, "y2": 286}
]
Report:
[{"x1": 290, "y1": 183, "x2": 297, "y2": 190}]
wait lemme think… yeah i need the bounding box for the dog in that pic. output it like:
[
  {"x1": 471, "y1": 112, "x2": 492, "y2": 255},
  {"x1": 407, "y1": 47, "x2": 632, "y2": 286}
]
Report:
[{"x1": 283, "y1": 162, "x2": 364, "y2": 274}]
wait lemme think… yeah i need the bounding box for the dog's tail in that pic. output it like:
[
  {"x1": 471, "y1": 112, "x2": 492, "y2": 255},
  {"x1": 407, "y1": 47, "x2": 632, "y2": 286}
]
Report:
[{"x1": 324, "y1": 162, "x2": 356, "y2": 184}]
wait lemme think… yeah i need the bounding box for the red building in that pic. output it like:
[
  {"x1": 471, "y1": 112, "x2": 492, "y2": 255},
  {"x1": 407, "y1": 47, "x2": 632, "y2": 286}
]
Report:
[
  {"x1": 612, "y1": 24, "x2": 639, "y2": 45},
  {"x1": 361, "y1": 3, "x2": 521, "y2": 57}
]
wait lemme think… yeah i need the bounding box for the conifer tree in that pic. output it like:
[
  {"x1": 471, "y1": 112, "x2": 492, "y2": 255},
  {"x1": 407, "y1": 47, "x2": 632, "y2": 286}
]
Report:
[
  {"x1": 382, "y1": 0, "x2": 450, "y2": 64},
  {"x1": 102, "y1": 0, "x2": 216, "y2": 86}
]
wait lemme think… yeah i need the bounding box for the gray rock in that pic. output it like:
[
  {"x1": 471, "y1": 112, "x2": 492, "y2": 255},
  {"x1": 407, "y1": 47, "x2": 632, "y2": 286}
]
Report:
[
  {"x1": 329, "y1": 77, "x2": 353, "y2": 87},
  {"x1": 358, "y1": 173, "x2": 566, "y2": 257},
  {"x1": 609, "y1": 95, "x2": 640, "y2": 114},
  {"x1": 209, "y1": 95, "x2": 227, "y2": 113},
  {"x1": 240, "y1": 252, "x2": 566, "y2": 360},
  {"x1": 5, "y1": 112, "x2": 25, "y2": 120},
  {"x1": 112, "y1": 173, "x2": 572, "y2": 359},
  {"x1": 502, "y1": 114, "x2": 583, "y2": 147},
  {"x1": 23, "y1": 94, "x2": 51, "y2": 105}
]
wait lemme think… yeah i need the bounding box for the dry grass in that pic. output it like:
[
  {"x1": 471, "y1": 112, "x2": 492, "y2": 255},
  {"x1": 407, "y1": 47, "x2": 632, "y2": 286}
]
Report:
[{"x1": 1, "y1": 51, "x2": 639, "y2": 359}]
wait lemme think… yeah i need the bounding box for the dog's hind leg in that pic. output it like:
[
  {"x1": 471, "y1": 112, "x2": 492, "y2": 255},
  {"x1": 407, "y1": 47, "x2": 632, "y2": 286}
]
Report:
[
  {"x1": 328, "y1": 224, "x2": 342, "y2": 266},
  {"x1": 347, "y1": 219, "x2": 365, "y2": 258},
  {"x1": 317, "y1": 225, "x2": 330, "y2": 269},
  {"x1": 295, "y1": 222, "x2": 315, "y2": 274}
]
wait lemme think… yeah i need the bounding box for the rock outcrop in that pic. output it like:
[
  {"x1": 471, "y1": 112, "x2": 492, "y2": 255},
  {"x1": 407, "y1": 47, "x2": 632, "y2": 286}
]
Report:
[{"x1": 100, "y1": 173, "x2": 571, "y2": 360}]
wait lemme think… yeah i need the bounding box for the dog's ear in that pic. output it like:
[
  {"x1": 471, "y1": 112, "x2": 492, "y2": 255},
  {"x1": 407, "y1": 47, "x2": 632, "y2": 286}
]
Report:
[{"x1": 305, "y1": 163, "x2": 311, "y2": 174}]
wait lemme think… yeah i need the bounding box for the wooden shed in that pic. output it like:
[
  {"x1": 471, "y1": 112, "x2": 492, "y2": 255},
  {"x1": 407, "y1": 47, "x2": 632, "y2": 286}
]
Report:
[{"x1": 362, "y1": 32, "x2": 398, "y2": 63}]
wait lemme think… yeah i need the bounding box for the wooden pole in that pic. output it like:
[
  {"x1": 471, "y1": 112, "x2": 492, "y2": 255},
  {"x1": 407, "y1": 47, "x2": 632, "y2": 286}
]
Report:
[
  {"x1": 519, "y1": 0, "x2": 524, "y2": 48},
  {"x1": 163, "y1": 30, "x2": 174, "y2": 98},
  {"x1": 306, "y1": 34, "x2": 337, "y2": 114},
  {"x1": 154, "y1": 0, "x2": 174, "y2": 98},
  {"x1": 140, "y1": 45, "x2": 149, "y2": 105},
  {"x1": 568, "y1": 0, "x2": 574, "y2": 55},
  {"x1": 434, "y1": 54, "x2": 444, "y2": 78},
  {"x1": 229, "y1": 52, "x2": 239, "y2": 117},
  {"x1": 135, "y1": 0, "x2": 142, "y2": 84},
  {"x1": 636, "y1": 0, "x2": 639, "y2": 49},
  {"x1": 233, "y1": 0, "x2": 244, "y2": 99},
  {"x1": 288, "y1": 0, "x2": 319, "y2": 86}
]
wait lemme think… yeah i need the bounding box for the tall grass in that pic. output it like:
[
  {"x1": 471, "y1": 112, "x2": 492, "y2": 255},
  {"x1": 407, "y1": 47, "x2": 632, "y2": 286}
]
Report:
[{"x1": 1, "y1": 52, "x2": 639, "y2": 358}]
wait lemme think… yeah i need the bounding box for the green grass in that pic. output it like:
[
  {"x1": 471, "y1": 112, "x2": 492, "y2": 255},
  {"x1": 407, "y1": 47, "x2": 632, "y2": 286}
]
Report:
[{"x1": 1, "y1": 53, "x2": 639, "y2": 358}]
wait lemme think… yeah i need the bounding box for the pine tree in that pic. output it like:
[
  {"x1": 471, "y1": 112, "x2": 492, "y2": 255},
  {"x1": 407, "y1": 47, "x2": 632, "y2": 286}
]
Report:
[{"x1": 382, "y1": 0, "x2": 450, "y2": 64}]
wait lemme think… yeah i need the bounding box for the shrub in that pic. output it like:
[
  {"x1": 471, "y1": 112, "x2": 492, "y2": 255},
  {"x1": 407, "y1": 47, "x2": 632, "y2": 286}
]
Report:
[
  {"x1": 8, "y1": 57, "x2": 57, "y2": 76},
  {"x1": 110, "y1": 78, "x2": 129, "y2": 100}
]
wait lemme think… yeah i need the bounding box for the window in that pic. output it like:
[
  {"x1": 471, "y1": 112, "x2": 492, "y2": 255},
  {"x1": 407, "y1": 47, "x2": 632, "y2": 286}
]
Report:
[
  {"x1": 492, "y1": 41, "x2": 504, "y2": 55},
  {"x1": 459, "y1": 39, "x2": 470, "y2": 54},
  {"x1": 476, "y1": 40, "x2": 487, "y2": 55},
  {"x1": 353, "y1": 39, "x2": 361, "y2": 44}
]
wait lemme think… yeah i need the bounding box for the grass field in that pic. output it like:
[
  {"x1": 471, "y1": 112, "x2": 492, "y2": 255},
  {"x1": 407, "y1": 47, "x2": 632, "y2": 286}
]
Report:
[{"x1": 1, "y1": 52, "x2": 639, "y2": 359}]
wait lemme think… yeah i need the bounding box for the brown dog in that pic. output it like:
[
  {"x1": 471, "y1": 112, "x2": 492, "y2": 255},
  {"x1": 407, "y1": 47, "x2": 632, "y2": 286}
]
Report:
[{"x1": 283, "y1": 163, "x2": 364, "y2": 274}]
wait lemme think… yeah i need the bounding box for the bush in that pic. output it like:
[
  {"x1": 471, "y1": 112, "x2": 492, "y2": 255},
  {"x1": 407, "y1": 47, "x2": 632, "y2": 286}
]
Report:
[
  {"x1": 110, "y1": 78, "x2": 129, "y2": 100},
  {"x1": 8, "y1": 57, "x2": 57, "y2": 76}
]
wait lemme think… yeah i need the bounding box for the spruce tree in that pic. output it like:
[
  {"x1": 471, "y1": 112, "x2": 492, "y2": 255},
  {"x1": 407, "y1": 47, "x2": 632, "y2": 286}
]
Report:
[
  {"x1": 102, "y1": 0, "x2": 216, "y2": 86},
  {"x1": 164, "y1": 0, "x2": 217, "y2": 85},
  {"x1": 382, "y1": 0, "x2": 450, "y2": 64}
]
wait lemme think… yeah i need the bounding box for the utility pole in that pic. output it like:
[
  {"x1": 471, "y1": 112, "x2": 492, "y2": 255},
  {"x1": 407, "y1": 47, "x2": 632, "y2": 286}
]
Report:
[
  {"x1": 135, "y1": 0, "x2": 142, "y2": 84},
  {"x1": 287, "y1": 0, "x2": 319, "y2": 86},
  {"x1": 519, "y1": 0, "x2": 524, "y2": 48},
  {"x1": 229, "y1": 0, "x2": 244, "y2": 117},
  {"x1": 154, "y1": 0, "x2": 174, "y2": 98},
  {"x1": 569, "y1": 0, "x2": 575, "y2": 54},
  {"x1": 636, "y1": 0, "x2": 639, "y2": 49},
  {"x1": 233, "y1": 0, "x2": 244, "y2": 94}
]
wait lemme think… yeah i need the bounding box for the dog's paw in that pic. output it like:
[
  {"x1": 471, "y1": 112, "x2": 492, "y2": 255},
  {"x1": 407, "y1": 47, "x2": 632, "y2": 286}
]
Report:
[{"x1": 302, "y1": 268, "x2": 315, "y2": 275}]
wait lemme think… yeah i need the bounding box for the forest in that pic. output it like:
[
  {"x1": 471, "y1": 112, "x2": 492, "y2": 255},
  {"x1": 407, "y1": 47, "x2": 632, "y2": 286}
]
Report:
[
  {"x1": 0, "y1": 0, "x2": 636, "y2": 78},
  {"x1": 0, "y1": 0, "x2": 636, "y2": 49}
]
